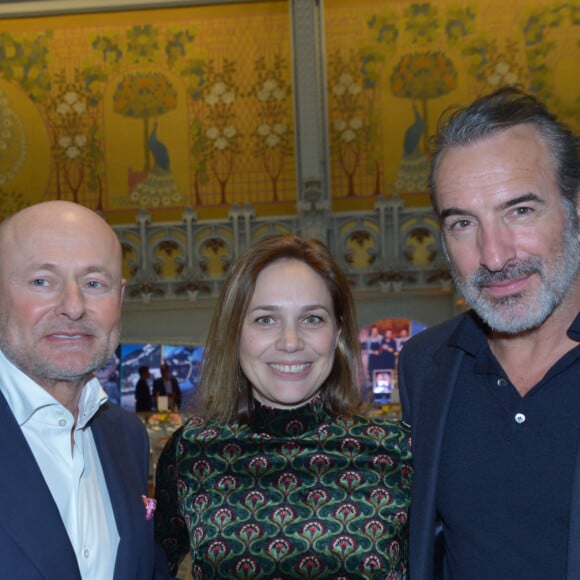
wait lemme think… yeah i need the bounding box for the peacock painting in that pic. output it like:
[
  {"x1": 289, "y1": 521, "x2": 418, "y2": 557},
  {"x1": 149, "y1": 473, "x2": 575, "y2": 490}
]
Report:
[
  {"x1": 394, "y1": 101, "x2": 430, "y2": 193},
  {"x1": 129, "y1": 121, "x2": 181, "y2": 207}
]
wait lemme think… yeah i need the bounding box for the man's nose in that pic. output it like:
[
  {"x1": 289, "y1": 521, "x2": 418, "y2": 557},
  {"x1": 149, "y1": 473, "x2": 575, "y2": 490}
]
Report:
[
  {"x1": 478, "y1": 222, "x2": 516, "y2": 273},
  {"x1": 56, "y1": 282, "x2": 86, "y2": 320}
]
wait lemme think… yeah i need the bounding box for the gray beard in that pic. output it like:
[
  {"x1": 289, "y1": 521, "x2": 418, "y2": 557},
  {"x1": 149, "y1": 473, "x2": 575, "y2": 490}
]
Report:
[{"x1": 447, "y1": 222, "x2": 580, "y2": 334}]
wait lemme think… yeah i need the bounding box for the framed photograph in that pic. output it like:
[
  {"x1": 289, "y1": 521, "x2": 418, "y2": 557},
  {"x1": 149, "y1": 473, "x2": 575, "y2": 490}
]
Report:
[{"x1": 372, "y1": 369, "x2": 393, "y2": 404}]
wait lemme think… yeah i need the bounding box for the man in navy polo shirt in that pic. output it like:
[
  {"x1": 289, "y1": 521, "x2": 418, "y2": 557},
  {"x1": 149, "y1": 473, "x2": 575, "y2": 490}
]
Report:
[{"x1": 399, "y1": 87, "x2": 580, "y2": 579}]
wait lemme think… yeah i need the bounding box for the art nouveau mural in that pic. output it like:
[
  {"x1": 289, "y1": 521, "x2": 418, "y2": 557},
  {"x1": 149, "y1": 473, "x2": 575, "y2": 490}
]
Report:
[
  {"x1": 325, "y1": 0, "x2": 580, "y2": 212},
  {"x1": 0, "y1": 2, "x2": 296, "y2": 221},
  {"x1": 0, "y1": 0, "x2": 577, "y2": 223}
]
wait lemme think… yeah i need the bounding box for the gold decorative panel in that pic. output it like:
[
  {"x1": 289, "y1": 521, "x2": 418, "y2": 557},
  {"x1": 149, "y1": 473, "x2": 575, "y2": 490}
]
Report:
[
  {"x1": 325, "y1": 0, "x2": 580, "y2": 212},
  {"x1": 0, "y1": 1, "x2": 295, "y2": 223}
]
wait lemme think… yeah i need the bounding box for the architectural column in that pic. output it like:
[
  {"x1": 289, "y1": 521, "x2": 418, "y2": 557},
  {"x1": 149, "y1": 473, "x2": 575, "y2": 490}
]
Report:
[{"x1": 290, "y1": 0, "x2": 331, "y2": 241}]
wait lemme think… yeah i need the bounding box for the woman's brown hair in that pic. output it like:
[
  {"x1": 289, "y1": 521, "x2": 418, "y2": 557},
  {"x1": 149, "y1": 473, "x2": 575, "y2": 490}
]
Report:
[{"x1": 196, "y1": 234, "x2": 365, "y2": 423}]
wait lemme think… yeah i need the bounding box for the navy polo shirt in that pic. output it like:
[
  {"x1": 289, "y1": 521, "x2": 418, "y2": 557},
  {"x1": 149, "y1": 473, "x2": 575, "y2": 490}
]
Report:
[{"x1": 437, "y1": 313, "x2": 580, "y2": 580}]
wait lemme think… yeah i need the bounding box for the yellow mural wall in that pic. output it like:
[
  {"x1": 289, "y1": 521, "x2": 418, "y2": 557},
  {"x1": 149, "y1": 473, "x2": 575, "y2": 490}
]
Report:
[
  {"x1": 0, "y1": 0, "x2": 577, "y2": 223},
  {"x1": 0, "y1": 1, "x2": 295, "y2": 223},
  {"x1": 325, "y1": 0, "x2": 580, "y2": 211}
]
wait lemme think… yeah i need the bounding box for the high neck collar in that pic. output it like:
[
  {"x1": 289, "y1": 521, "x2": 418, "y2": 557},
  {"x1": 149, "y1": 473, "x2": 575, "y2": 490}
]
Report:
[{"x1": 250, "y1": 396, "x2": 329, "y2": 436}]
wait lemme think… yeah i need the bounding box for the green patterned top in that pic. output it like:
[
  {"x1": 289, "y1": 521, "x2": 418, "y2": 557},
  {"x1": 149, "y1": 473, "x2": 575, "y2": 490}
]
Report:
[{"x1": 154, "y1": 397, "x2": 412, "y2": 579}]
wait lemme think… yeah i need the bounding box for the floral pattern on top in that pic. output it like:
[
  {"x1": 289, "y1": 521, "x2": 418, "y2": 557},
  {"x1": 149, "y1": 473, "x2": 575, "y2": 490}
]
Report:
[{"x1": 155, "y1": 397, "x2": 412, "y2": 579}]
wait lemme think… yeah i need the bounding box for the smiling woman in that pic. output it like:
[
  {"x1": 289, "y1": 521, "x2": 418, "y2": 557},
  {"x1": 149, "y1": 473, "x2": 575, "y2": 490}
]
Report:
[
  {"x1": 239, "y1": 257, "x2": 341, "y2": 410},
  {"x1": 154, "y1": 234, "x2": 413, "y2": 578}
]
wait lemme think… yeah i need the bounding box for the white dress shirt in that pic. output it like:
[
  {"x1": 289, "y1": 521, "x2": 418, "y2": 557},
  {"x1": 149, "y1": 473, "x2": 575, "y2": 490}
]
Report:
[{"x1": 0, "y1": 348, "x2": 120, "y2": 579}]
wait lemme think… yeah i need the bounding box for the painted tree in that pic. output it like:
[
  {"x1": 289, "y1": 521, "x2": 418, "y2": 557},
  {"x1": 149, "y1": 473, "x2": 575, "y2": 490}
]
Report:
[
  {"x1": 49, "y1": 72, "x2": 91, "y2": 203},
  {"x1": 358, "y1": 11, "x2": 400, "y2": 195},
  {"x1": 327, "y1": 49, "x2": 368, "y2": 198},
  {"x1": 112, "y1": 72, "x2": 177, "y2": 171},
  {"x1": 0, "y1": 32, "x2": 108, "y2": 206},
  {"x1": 390, "y1": 51, "x2": 457, "y2": 151},
  {"x1": 197, "y1": 58, "x2": 240, "y2": 205},
  {"x1": 180, "y1": 57, "x2": 208, "y2": 206},
  {"x1": 248, "y1": 54, "x2": 292, "y2": 201}
]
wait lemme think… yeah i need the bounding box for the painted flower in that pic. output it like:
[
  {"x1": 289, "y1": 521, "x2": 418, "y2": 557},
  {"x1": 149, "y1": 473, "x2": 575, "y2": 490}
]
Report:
[
  {"x1": 348, "y1": 83, "x2": 362, "y2": 95},
  {"x1": 266, "y1": 134, "x2": 280, "y2": 147},
  {"x1": 504, "y1": 72, "x2": 518, "y2": 84},
  {"x1": 350, "y1": 117, "x2": 363, "y2": 130},
  {"x1": 57, "y1": 103, "x2": 71, "y2": 115},
  {"x1": 66, "y1": 146, "x2": 80, "y2": 159},
  {"x1": 73, "y1": 101, "x2": 86, "y2": 115},
  {"x1": 206, "y1": 126, "x2": 220, "y2": 140},
  {"x1": 223, "y1": 125, "x2": 237, "y2": 138},
  {"x1": 214, "y1": 137, "x2": 228, "y2": 150},
  {"x1": 274, "y1": 123, "x2": 287, "y2": 135},
  {"x1": 205, "y1": 93, "x2": 219, "y2": 107},
  {"x1": 63, "y1": 91, "x2": 78, "y2": 104},
  {"x1": 495, "y1": 61, "x2": 510, "y2": 75},
  {"x1": 487, "y1": 60, "x2": 519, "y2": 88},
  {"x1": 341, "y1": 129, "x2": 356, "y2": 143},
  {"x1": 339, "y1": 72, "x2": 354, "y2": 85},
  {"x1": 263, "y1": 79, "x2": 277, "y2": 92},
  {"x1": 222, "y1": 91, "x2": 235, "y2": 105},
  {"x1": 212, "y1": 82, "x2": 226, "y2": 95}
]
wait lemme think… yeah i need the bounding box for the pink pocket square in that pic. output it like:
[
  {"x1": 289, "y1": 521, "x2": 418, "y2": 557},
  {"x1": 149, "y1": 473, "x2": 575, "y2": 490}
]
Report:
[{"x1": 142, "y1": 495, "x2": 157, "y2": 520}]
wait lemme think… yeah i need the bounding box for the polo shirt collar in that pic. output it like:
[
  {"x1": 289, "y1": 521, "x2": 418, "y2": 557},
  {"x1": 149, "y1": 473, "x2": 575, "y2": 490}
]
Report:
[
  {"x1": 448, "y1": 309, "x2": 580, "y2": 351},
  {"x1": 448, "y1": 310, "x2": 488, "y2": 357},
  {"x1": 567, "y1": 312, "x2": 580, "y2": 341}
]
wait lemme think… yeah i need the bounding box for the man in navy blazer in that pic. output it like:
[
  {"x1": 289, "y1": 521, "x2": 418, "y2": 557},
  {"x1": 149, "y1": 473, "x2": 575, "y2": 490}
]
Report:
[
  {"x1": 398, "y1": 87, "x2": 580, "y2": 579},
  {"x1": 0, "y1": 201, "x2": 168, "y2": 579}
]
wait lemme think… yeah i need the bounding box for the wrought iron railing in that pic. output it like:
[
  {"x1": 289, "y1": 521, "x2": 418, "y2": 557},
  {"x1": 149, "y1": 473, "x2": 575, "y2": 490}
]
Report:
[{"x1": 114, "y1": 195, "x2": 452, "y2": 303}]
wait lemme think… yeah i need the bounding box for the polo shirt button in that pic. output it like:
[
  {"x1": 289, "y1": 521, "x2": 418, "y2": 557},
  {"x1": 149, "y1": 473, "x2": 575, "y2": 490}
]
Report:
[
  {"x1": 497, "y1": 378, "x2": 508, "y2": 387},
  {"x1": 58, "y1": 419, "x2": 67, "y2": 427},
  {"x1": 514, "y1": 413, "x2": 526, "y2": 424},
  {"x1": 83, "y1": 548, "x2": 90, "y2": 558}
]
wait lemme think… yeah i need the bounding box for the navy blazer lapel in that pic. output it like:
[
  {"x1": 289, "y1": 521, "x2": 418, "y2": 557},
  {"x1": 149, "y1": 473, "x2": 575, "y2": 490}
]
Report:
[
  {"x1": 91, "y1": 404, "x2": 148, "y2": 580},
  {"x1": 0, "y1": 393, "x2": 80, "y2": 580},
  {"x1": 567, "y1": 435, "x2": 580, "y2": 579},
  {"x1": 416, "y1": 343, "x2": 464, "y2": 466},
  {"x1": 406, "y1": 337, "x2": 465, "y2": 580}
]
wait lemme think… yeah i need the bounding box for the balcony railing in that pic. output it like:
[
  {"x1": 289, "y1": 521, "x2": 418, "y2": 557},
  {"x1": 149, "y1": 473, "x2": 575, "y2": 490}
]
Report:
[{"x1": 113, "y1": 195, "x2": 452, "y2": 304}]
